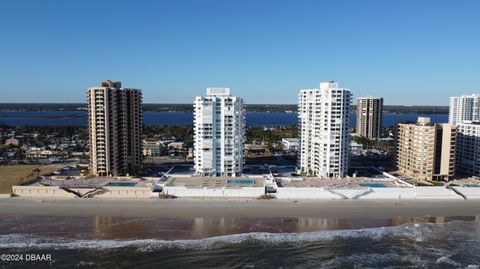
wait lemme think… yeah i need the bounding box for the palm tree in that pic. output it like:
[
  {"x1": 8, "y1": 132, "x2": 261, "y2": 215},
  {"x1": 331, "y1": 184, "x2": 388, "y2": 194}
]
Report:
[{"x1": 33, "y1": 168, "x2": 41, "y2": 178}]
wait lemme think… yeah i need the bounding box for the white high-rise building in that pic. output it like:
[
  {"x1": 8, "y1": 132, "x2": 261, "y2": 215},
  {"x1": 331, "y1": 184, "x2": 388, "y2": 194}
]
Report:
[
  {"x1": 298, "y1": 81, "x2": 352, "y2": 178},
  {"x1": 449, "y1": 94, "x2": 480, "y2": 126},
  {"x1": 456, "y1": 122, "x2": 480, "y2": 177},
  {"x1": 194, "y1": 88, "x2": 245, "y2": 177}
]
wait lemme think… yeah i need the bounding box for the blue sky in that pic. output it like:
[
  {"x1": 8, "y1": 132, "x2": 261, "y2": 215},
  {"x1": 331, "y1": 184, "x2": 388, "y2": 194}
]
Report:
[{"x1": 0, "y1": 0, "x2": 479, "y2": 105}]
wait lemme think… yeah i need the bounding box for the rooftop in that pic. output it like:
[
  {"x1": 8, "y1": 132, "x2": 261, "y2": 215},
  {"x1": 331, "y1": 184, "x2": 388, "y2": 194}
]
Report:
[
  {"x1": 358, "y1": 96, "x2": 382, "y2": 100},
  {"x1": 206, "y1": 87, "x2": 230, "y2": 96},
  {"x1": 460, "y1": 121, "x2": 480, "y2": 125}
]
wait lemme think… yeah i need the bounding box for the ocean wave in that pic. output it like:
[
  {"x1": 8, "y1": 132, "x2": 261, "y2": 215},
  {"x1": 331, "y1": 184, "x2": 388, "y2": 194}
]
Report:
[
  {"x1": 320, "y1": 252, "x2": 429, "y2": 269},
  {"x1": 0, "y1": 221, "x2": 461, "y2": 251}
]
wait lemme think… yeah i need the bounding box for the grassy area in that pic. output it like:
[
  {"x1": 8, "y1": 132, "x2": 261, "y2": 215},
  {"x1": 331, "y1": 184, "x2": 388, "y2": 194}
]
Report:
[
  {"x1": 425, "y1": 180, "x2": 446, "y2": 186},
  {"x1": 0, "y1": 164, "x2": 66, "y2": 194},
  {"x1": 0, "y1": 144, "x2": 10, "y2": 150}
]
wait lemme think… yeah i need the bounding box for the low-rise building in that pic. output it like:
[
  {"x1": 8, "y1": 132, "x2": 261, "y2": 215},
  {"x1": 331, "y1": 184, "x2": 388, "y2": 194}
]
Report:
[
  {"x1": 350, "y1": 141, "x2": 364, "y2": 155},
  {"x1": 281, "y1": 138, "x2": 299, "y2": 152},
  {"x1": 168, "y1": 142, "x2": 184, "y2": 150},
  {"x1": 71, "y1": 151, "x2": 88, "y2": 157},
  {"x1": 143, "y1": 147, "x2": 159, "y2": 157},
  {"x1": 26, "y1": 150, "x2": 63, "y2": 159},
  {"x1": 142, "y1": 139, "x2": 166, "y2": 157},
  {"x1": 159, "y1": 139, "x2": 175, "y2": 146},
  {"x1": 1, "y1": 151, "x2": 17, "y2": 160},
  {"x1": 245, "y1": 144, "x2": 267, "y2": 155},
  {"x1": 5, "y1": 138, "x2": 19, "y2": 146}
]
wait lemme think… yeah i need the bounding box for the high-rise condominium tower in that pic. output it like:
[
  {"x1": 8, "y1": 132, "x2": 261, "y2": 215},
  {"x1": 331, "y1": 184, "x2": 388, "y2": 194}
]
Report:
[
  {"x1": 298, "y1": 81, "x2": 352, "y2": 178},
  {"x1": 449, "y1": 94, "x2": 480, "y2": 126},
  {"x1": 356, "y1": 96, "x2": 383, "y2": 139},
  {"x1": 456, "y1": 122, "x2": 480, "y2": 177},
  {"x1": 194, "y1": 88, "x2": 245, "y2": 177},
  {"x1": 88, "y1": 80, "x2": 142, "y2": 177},
  {"x1": 396, "y1": 117, "x2": 456, "y2": 181}
]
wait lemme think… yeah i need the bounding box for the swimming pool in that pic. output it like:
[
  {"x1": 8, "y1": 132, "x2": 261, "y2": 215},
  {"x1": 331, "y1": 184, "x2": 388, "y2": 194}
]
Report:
[
  {"x1": 106, "y1": 182, "x2": 137, "y2": 187},
  {"x1": 227, "y1": 179, "x2": 255, "y2": 185},
  {"x1": 359, "y1": 183, "x2": 386, "y2": 188}
]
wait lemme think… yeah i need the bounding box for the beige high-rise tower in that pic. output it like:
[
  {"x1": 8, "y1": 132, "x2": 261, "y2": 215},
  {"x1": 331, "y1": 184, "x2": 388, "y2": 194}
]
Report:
[
  {"x1": 396, "y1": 117, "x2": 456, "y2": 181},
  {"x1": 87, "y1": 80, "x2": 143, "y2": 177},
  {"x1": 356, "y1": 96, "x2": 383, "y2": 139}
]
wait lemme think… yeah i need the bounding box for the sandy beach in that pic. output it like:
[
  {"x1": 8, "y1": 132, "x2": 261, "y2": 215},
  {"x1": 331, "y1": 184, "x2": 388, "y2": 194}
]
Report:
[
  {"x1": 2, "y1": 197, "x2": 480, "y2": 268},
  {"x1": 2, "y1": 197, "x2": 480, "y2": 219}
]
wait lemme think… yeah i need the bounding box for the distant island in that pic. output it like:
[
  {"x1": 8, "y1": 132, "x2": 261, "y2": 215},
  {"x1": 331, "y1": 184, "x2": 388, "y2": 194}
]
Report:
[{"x1": 0, "y1": 103, "x2": 449, "y2": 114}]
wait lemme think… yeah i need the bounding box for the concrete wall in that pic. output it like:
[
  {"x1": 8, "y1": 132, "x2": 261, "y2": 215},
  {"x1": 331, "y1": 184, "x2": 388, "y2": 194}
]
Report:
[
  {"x1": 413, "y1": 187, "x2": 461, "y2": 199},
  {"x1": 332, "y1": 189, "x2": 370, "y2": 199},
  {"x1": 358, "y1": 187, "x2": 417, "y2": 199},
  {"x1": 12, "y1": 186, "x2": 152, "y2": 199},
  {"x1": 13, "y1": 186, "x2": 77, "y2": 198},
  {"x1": 452, "y1": 187, "x2": 480, "y2": 199},
  {"x1": 275, "y1": 186, "x2": 462, "y2": 200},
  {"x1": 275, "y1": 187, "x2": 417, "y2": 200},
  {"x1": 142, "y1": 177, "x2": 162, "y2": 181},
  {"x1": 99, "y1": 187, "x2": 152, "y2": 198},
  {"x1": 276, "y1": 188, "x2": 340, "y2": 199},
  {"x1": 359, "y1": 187, "x2": 461, "y2": 200},
  {"x1": 12, "y1": 185, "x2": 465, "y2": 200},
  {"x1": 163, "y1": 186, "x2": 264, "y2": 198}
]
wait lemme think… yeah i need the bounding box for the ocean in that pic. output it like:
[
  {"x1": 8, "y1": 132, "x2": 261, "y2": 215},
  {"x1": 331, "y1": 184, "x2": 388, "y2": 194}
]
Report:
[
  {"x1": 0, "y1": 215, "x2": 479, "y2": 268},
  {"x1": 0, "y1": 111, "x2": 449, "y2": 127}
]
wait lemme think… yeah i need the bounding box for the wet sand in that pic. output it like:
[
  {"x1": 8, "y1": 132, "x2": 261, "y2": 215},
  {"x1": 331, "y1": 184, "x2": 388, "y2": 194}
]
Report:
[
  {"x1": 2, "y1": 198, "x2": 479, "y2": 268},
  {"x1": 1, "y1": 197, "x2": 480, "y2": 219}
]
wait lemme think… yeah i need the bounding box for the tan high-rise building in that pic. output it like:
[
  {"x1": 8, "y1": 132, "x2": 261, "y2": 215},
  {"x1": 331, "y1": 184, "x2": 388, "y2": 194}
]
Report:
[
  {"x1": 356, "y1": 96, "x2": 383, "y2": 139},
  {"x1": 87, "y1": 80, "x2": 143, "y2": 177},
  {"x1": 396, "y1": 117, "x2": 456, "y2": 181}
]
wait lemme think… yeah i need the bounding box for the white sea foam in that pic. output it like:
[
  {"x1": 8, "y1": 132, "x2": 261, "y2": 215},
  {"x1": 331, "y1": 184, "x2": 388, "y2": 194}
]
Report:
[
  {"x1": 436, "y1": 256, "x2": 461, "y2": 266},
  {"x1": 0, "y1": 221, "x2": 447, "y2": 251},
  {"x1": 319, "y1": 252, "x2": 429, "y2": 269}
]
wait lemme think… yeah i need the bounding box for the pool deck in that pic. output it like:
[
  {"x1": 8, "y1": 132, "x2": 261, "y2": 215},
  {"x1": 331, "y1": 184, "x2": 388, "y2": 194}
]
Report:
[{"x1": 164, "y1": 176, "x2": 264, "y2": 188}]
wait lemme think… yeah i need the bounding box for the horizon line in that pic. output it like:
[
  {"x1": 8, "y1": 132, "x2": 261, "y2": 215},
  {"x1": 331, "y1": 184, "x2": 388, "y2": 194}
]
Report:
[{"x1": 0, "y1": 102, "x2": 450, "y2": 107}]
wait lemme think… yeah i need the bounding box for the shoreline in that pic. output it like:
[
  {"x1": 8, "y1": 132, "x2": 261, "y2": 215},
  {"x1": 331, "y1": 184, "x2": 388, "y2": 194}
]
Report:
[{"x1": 2, "y1": 197, "x2": 480, "y2": 219}]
